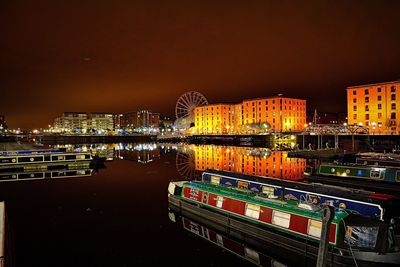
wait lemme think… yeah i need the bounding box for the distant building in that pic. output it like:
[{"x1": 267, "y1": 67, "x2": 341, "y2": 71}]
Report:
[
  {"x1": 113, "y1": 114, "x2": 124, "y2": 130},
  {"x1": 194, "y1": 96, "x2": 307, "y2": 134},
  {"x1": 87, "y1": 113, "x2": 113, "y2": 131},
  {"x1": 120, "y1": 110, "x2": 160, "y2": 131},
  {"x1": 347, "y1": 81, "x2": 400, "y2": 134},
  {"x1": 54, "y1": 112, "x2": 88, "y2": 133}
]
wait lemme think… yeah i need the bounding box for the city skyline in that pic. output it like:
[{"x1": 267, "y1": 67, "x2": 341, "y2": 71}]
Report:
[{"x1": 1, "y1": 1, "x2": 400, "y2": 128}]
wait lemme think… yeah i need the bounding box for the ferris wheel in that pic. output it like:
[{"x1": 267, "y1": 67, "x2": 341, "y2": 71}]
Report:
[
  {"x1": 176, "y1": 150, "x2": 202, "y2": 180},
  {"x1": 175, "y1": 91, "x2": 208, "y2": 123}
]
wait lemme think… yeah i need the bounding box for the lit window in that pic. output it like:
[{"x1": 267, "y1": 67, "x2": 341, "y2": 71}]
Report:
[
  {"x1": 245, "y1": 203, "x2": 261, "y2": 219},
  {"x1": 211, "y1": 175, "x2": 220, "y2": 185},
  {"x1": 308, "y1": 219, "x2": 322, "y2": 238},
  {"x1": 216, "y1": 196, "x2": 223, "y2": 208},
  {"x1": 272, "y1": 210, "x2": 291, "y2": 228}
]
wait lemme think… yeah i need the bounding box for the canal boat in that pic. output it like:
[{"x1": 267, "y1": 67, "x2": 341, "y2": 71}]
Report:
[
  {"x1": 201, "y1": 170, "x2": 400, "y2": 222},
  {"x1": 313, "y1": 163, "x2": 400, "y2": 183},
  {"x1": 168, "y1": 181, "x2": 400, "y2": 264},
  {"x1": 0, "y1": 149, "x2": 105, "y2": 172}
]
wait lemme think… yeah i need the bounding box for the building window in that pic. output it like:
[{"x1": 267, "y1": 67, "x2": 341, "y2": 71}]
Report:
[
  {"x1": 391, "y1": 86, "x2": 396, "y2": 92},
  {"x1": 378, "y1": 95, "x2": 382, "y2": 101},
  {"x1": 391, "y1": 113, "x2": 396, "y2": 120},
  {"x1": 378, "y1": 104, "x2": 382, "y2": 110},
  {"x1": 353, "y1": 90, "x2": 356, "y2": 95},
  {"x1": 392, "y1": 103, "x2": 396, "y2": 110},
  {"x1": 365, "y1": 105, "x2": 369, "y2": 111},
  {"x1": 353, "y1": 106, "x2": 357, "y2": 111},
  {"x1": 353, "y1": 114, "x2": 357, "y2": 120},
  {"x1": 365, "y1": 114, "x2": 369, "y2": 120},
  {"x1": 378, "y1": 113, "x2": 382, "y2": 119},
  {"x1": 377, "y1": 87, "x2": 381, "y2": 93},
  {"x1": 365, "y1": 97, "x2": 369, "y2": 103},
  {"x1": 391, "y1": 94, "x2": 396, "y2": 101},
  {"x1": 353, "y1": 98, "x2": 356, "y2": 103},
  {"x1": 364, "y1": 89, "x2": 369, "y2": 95}
]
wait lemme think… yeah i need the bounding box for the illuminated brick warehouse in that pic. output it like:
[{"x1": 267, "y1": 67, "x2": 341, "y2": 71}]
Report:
[
  {"x1": 347, "y1": 81, "x2": 400, "y2": 134},
  {"x1": 194, "y1": 96, "x2": 307, "y2": 134}
]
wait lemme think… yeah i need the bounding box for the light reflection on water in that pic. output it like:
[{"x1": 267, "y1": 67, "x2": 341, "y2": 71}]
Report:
[{"x1": 51, "y1": 143, "x2": 307, "y2": 181}]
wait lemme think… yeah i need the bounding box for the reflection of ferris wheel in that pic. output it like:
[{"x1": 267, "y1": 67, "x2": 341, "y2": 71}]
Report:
[
  {"x1": 175, "y1": 91, "x2": 208, "y2": 125},
  {"x1": 176, "y1": 151, "x2": 202, "y2": 180}
]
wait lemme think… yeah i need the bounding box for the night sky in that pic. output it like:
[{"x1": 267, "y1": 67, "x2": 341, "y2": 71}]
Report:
[{"x1": 1, "y1": 0, "x2": 400, "y2": 129}]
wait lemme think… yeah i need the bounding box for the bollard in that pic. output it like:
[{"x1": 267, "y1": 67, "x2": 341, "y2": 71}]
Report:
[{"x1": 316, "y1": 205, "x2": 335, "y2": 267}]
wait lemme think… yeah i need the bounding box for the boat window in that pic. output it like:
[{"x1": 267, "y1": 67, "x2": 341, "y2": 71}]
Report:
[
  {"x1": 396, "y1": 171, "x2": 400, "y2": 182},
  {"x1": 345, "y1": 226, "x2": 379, "y2": 249},
  {"x1": 57, "y1": 155, "x2": 65, "y2": 161},
  {"x1": 210, "y1": 175, "x2": 220, "y2": 185},
  {"x1": 307, "y1": 219, "x2": 322, "y2": 238},
  {"x1": 216, "y1": 196, "x2": 224, "y2": 208},
  {"x1": 272, "y1": 210, "x2": 291, "y2": 228},
  {"x1": 238, "y1": 181, "x2": 249, "y2": 189},
  {"x1": 76, "y1": 154, "x2": 86, "y2": 160},
  {"x1": 262, "y1": 186, "x2": 275, "y2": 196},
  {"x1": 370, "y1": 170, "x2": 381, "y2": 179},
  {"x1": 216, "y1": 234, "x2": 223, "y2": 246},
  {"x1": 245, "y1": 203, "x2": 261, "y2": 219}
]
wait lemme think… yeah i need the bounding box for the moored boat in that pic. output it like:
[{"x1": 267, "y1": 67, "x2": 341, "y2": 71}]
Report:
[
  {"x1": 201, "y1": 170, "x2": 400, "y2": 222},
  {"x1": 168, "y1": 180, "x2": 400, "y2": 264},
  {"x1": 314, "y1": 163, "x2": 400, "y2": 183}
]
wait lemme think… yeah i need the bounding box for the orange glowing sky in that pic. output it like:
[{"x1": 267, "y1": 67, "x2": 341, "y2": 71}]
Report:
[{"x1": 1, "y1": 0, "x2": 400, "y2": 128}]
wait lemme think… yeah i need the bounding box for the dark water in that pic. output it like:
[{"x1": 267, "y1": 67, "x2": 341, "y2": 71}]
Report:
[{"x1": 1, "y1": 144, "x2": 288, "y2": 267}]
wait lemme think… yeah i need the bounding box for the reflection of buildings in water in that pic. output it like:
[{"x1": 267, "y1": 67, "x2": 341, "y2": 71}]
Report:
[
  {"x1": 181, "y1": 145, "x2": 306, "y2": 180},
  {"x1": 118, "y1": 149, "x2": 160, "y2": 163}
]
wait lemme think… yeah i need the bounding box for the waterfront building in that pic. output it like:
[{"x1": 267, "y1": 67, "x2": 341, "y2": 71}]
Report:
[
  {"x1": 54, "y1": 112, "x2": 88, "y2": 133},
  {"x1": 87, "y1": 113, "x2": 113, "y2": 132},
  {"x1": 195, "y1": 104, "x2": 236, "y2": 134},
  {"x1": 113, "y1": 114, "x2": 124, "y2": 131},
  {"x1": 194, "y1": 96, "x2": 306, "y2": 134},
  {"x1": 347, "y1": 81, "x2": 400, "y2": 134},
  {"x1": 120, "y1": 110, "x2": 160, "y2": 132}
]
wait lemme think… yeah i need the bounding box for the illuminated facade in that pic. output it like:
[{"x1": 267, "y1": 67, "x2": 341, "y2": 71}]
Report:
[
  {"x1": 54, "y1": 112, "x2": 88, "y2": 133},
  {"x1": 120, "y1": 110, "x2": 160, "y2": 130},
  {"x1": 194, "y1": 97, "x2": 306, "y2": 134},
  {"x1": 347, "y1": 81, "x2": 400, "y2": 134},
  {"x1": 195, "y1": 104, "x2": 235, "y2": 134},
  {"x1": 191, "y1": 145, "x2": 306, "y2": 180},
  {"x1": 88, "y1": 113, "x2": 114, "y2": 131}
]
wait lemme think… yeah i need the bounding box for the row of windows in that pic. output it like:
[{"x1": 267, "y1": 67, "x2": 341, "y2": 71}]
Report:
[
  {"x1": 353, "y1": 113, "x2": 396, "y2": 120},
  {"x1": 353, "y1": 103, "x2": 397, "y2": 111},
  {"x1": 353, "y1": 94, "x2": 397, "y2": 103},
  {"x1": 352, "y1": 85, "x2": 397, "y2": 95}
]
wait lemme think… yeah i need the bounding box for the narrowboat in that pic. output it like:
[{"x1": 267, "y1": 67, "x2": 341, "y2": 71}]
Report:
[
  {"x1": 0, "y1": 149, "x2": 105, "y2": 172},
  {"x1": 309, "y1": 163, "x2": 400, "y2": 184},
  {"x1": 168, "y1": 181, "x2": 400, "y2": 264},
  {"x1": 201, "y1": 170, "x2": 400, "y2": 223}
]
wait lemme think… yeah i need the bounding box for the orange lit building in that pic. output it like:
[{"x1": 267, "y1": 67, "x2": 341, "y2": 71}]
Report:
[
  {"x1": 347, "y1": 81, "x2": 400, "y2": 134},
  {"x1": 194, "y1": 96, "x2": 306, "y2": 134},
  {"x1": 194, "y1": 104, "x2": 236, "y2": 134},
  {"x1": 192, "y1": 145, "x2": 306, "y2": 181}
]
